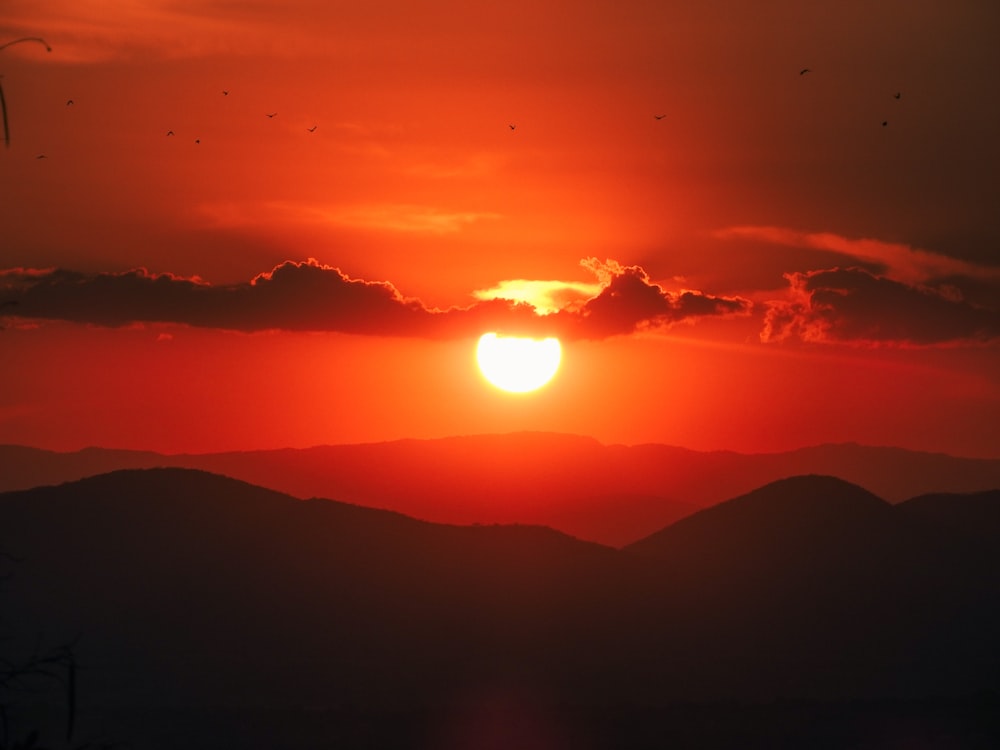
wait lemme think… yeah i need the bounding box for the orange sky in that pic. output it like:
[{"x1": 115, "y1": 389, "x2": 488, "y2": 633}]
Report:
[{"x1": 1, "y1": 1, "x2": 998, "y2": 456}]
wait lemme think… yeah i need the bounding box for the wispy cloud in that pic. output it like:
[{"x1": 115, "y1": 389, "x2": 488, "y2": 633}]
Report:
[
  {"x1": 717, "y1": 225, "x2": 1000, "y2": 286},
  {"x1": 1, "y1": 1, "x2": 272, "y2": 62},
  {"x1": 1, "y1": 258, "x2": 752, "y2": 340},
  {"x1": 404, "y1": 152, "x2": 505, "y2": 180},
  {"x1": 322, "y1": 204, "x2": 501, "y2": 235},
  {"x1": 1, "y1": 0, "x2": 515, "y2": 64},
  {"x1": 198, "y1": 201, "x2": 500, "y2": 235}
]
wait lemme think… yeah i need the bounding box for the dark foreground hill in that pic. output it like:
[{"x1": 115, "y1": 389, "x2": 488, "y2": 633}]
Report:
[
  {"x1": 4, "y1": 433, "x2": 1000, "y2": 546},
  {"x1": 1, "y1": 470, "x2": 998, "y2": 749}
]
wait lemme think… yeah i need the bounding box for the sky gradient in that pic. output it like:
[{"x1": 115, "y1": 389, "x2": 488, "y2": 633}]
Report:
[{"x1": 1, "y1": 1, "x2": 998, "y2": 456}]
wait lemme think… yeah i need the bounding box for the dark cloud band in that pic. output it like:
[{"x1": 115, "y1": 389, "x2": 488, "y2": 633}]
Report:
[{"x1": 1, "y1": 259, "x2": 751, "y2": 340}]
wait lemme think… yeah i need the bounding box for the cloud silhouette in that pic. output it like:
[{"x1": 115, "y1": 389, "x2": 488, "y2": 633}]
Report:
[
  {"x1": 0, "y1": 258, "x2": 751, "y2": 340},
  {"x1": 552, "y1": 259, "x2": 751, "y2": 339},
  {"x1": 761, "y1": 267, "x2": 1000, "y2": 346}
]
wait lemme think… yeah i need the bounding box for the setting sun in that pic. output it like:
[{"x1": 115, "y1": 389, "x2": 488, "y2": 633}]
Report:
[
  {"x1": 476, "y1": 333, "x2": 562, "y2": 393},
  {"x1": 2, "y1": 3, "x2": 998, "y2": 747}
]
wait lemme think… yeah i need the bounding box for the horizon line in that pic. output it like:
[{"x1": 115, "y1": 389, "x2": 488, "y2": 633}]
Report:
[{"x1": 3, "y1": 430, "x2": 998, "y2": 462}]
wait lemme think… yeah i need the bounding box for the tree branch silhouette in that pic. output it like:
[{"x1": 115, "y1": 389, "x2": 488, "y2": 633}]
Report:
[
  {"x1": 0, "y1": 549, "x2": 102, "y2": 749},
  {"x1": 0, "y1": 37, "x2": 51, "y2": 149}
]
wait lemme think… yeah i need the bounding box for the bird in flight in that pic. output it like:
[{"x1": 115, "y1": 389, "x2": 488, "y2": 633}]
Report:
[
  {"x1": 508, "y1": 124, "x2": 516, "y2": 130},
  {"x1": 653, "y1": 114, "x2": 666, "y2": 120},
  {"x1": 35, "y1": 154, "x2": 46, "y2": 159},
  {"x1": 65, "y1": 99, "x2": 74, "y2": 106},
  {"x1": 881, "y1": 120, "x2": 888, "y2": 127},
  {"x1": 799, "y1": 68, "x2": 811, "y2": 75},
  {"x1": 222, "y1": 90, "x2": 229, "y2": 96},
  {"x1": 307, "y1": 125, "x2": 317, "y2": 132},
  {"x1": 195, "y1": 138, "x2": 201, "y2": 143},
  {"x1": 893, "y1": 91, "x2": 901, "y2": 99},
  {"x1": 266, "y1": 112, "x2": 277, "y2": 118},
  {"x1": 166, "y1": 130, "x2": 174, "y2": 136}
]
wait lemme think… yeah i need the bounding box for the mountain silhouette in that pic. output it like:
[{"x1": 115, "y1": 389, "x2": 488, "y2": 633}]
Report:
[
  {"x1": 1, "y1": 469, "x2": 619, "y2": 708},
  {"x1": 1, "y1": 470, "x2": 998, "y2": 748},
  {"x1": 898, "y1": 489, "x2": 1000, "y2": 544},
  {"x1": 3, "y1": 433, "x2": 999, "y2": 547},
  {"x1": 620, "y1": 476, "x2": 1000, "y2": 704},
  {"x1": 624, "y1": 474, "x2": 933, "y2": 586}
]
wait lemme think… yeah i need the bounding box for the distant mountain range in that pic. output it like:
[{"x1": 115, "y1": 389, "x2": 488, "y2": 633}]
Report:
[
  {"x1": 1, "y1": 469, "x2": 998, "y2": 748},
  {"x1": 2, "y1": 433, "x2": 999, "y2": 546}
]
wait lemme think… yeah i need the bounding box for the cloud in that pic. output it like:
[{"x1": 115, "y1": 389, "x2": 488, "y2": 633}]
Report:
[
  {"x1": 475, "y1": 259, "x2": 752, "y2": 336},
  {"x1": 2, "y1": 1, "x2": 383, "y2": 63},
  {"x1": 405, "y1": 152, "x2": 505, "y2": 180},
  {"x1": 473, "y1": 279, "x2": 602, "y2": 315},
  {"x1": 761, "y1": 267, "x2": 1000, "y2": 346},
  {"x1": 0, "y1": 1, "x2": 269, "y2": 62},
  {"x1": 198, "y1": 201, "x2": 501, "y2": 236},
  {"x1": 553, "y1": 259, "x2": 751, "y2": 339},
  {"x1": 717, "y1": 225, "x2": 1000, "y2": 286},
  {"x1": 1, "y1": 261, "x2": 432, "y2": 335},
  {"x1": 322, "y1": 204, "x2": 502, "y2": 235},
  {"x1": 1, "y1": 258, "x2": 752, "y2": 340},
  {"x1": 714, "y1": 225, "x2": 1000, "y2": 346}
]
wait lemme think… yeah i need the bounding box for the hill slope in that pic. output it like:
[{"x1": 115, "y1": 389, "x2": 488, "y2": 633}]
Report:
[
  {"x1": 3, "y1": 433, "x2": 999, "y2": 546},
  {"x1": 1, "y1": 470, "x2": 998, "y2": 747}
]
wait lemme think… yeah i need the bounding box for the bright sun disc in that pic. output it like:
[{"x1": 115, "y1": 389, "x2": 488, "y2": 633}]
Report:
[{"x1": 476, "y1": 333, "x2": 562, "y2": 393}]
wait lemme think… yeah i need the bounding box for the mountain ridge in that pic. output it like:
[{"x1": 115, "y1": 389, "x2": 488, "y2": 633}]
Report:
[{"x1": 3, "y1": 432, "x2": 999, "y2": 547}]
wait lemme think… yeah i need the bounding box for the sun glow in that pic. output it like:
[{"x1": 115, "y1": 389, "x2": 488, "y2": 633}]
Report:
[
  {"x1": 472, "y1": 279, "x2": 600, "y2": 315},
  {"x1": 476, "y1": 333, "x2": 562, "y2": 393}
]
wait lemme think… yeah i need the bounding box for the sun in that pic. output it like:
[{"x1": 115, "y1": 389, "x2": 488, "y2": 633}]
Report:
[{"x1": 476, "y1": 333, "x2": 562, "y2": 393}]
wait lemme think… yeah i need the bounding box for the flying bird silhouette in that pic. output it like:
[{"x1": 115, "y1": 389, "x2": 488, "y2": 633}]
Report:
[
  {"x1": 166, "y1": 130, "x2": 174, "y2": 136},
  {"x1": 65, "y1": 99, "x2": 74, "y2": 106},
  {"x1": 799, "y1": 68, "x2": 811, "y2": 75},
  {"x1": 893, "y1": 91, "x2": 901, "y2": 99},
  {"x1": 35, "y1": 154, "x2": 46, "y2": 159},
  {"x1": 222, "y1": 90, "x2": 229, "y2": 96},
  {"x1": 266, "y1": 112, "x2": 277, "y2": 118},
  {"x1": 881, "y1": 120, "x2": 888, "y2": 127},
  {"x1": 307, "y1": 125, "x2": 317, "y2": 132},
  {"x1": 508, "y1": 124, "x2": 516, "y2": 130},
  {"x1": 654, "y1": 114, "x2": 666, "y2": 120},
  {"x1": 194, "y1": 138, "x2": 201, "y2": 143}
]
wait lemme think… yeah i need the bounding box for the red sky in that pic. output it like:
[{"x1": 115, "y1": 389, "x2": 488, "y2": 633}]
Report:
[{"x1": 1, "y1": 1, "x2": 998, "y2": 457}]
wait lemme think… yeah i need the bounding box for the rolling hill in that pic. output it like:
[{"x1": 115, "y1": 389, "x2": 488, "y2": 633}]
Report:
[{"x1": 1, "y1": 469, "x2": 998, "y2": 748}]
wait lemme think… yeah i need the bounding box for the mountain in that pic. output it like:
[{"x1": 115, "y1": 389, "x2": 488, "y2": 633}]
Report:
[
  {"x1": 898, "y1": 489, "x2": 1000, "y2": 544},
  {"x1": 625, "y1": 474, "x2": 901, "y2": 569},
  {"x1": 3, "y1": 433, "x2": 999, "y2": 547},
  {"x1": 623, "y1": 473, "x2": 954, "y2": 572},
  {"x1": 1, "y1": 470, "x2": 998, "y2": 748},
  {"x1": 621, "y1": 476, "x2": 1000, "y2": 703},
  {"x1": 0, "y1": 444, "x2": 171, "y2": 489},
  {"x1": 0, "y1": 469, "x2": 620, "y2": 709}
]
